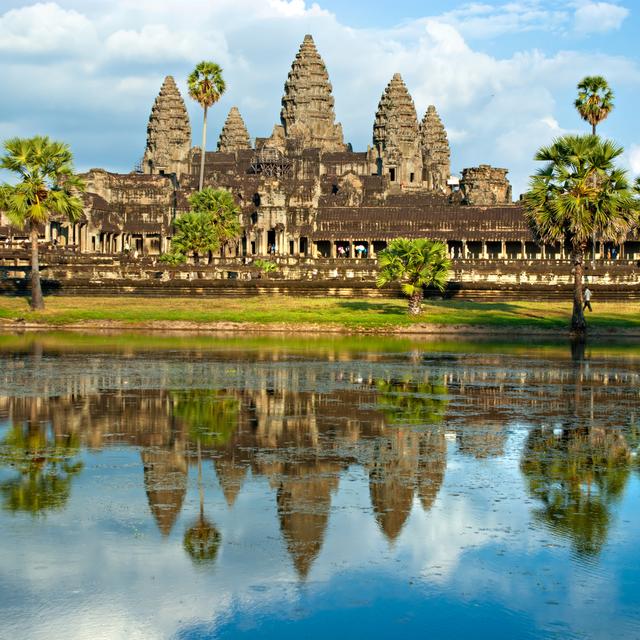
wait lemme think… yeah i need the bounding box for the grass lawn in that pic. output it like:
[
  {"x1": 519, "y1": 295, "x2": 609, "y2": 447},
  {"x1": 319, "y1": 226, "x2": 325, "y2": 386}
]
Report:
[{"x1": 0, "y1": 295, "x2": 638, "y2": 333}]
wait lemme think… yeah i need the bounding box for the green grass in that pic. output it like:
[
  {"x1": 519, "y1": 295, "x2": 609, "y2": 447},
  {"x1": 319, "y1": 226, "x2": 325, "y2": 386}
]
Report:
[{"x1": 0, "y1": 295, "x2": 638, "y2": 333}]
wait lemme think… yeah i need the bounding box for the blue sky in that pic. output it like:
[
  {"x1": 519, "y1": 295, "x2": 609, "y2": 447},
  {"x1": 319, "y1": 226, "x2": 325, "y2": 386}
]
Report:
[{"x1": 0, "y1": 0, "x2": 638, "y2": 196}]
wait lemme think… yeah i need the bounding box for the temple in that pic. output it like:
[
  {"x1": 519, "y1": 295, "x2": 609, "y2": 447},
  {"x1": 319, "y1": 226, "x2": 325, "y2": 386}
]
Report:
[{"x1": 1, "y1": 34, "x2": 639, "y2": 295}]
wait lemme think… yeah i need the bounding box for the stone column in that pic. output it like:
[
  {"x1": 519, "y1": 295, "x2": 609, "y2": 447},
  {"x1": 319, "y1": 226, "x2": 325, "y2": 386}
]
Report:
[
  {"x1": 540, "y1": 244, "x2": 546, "y2": 259},
  {"x1": 500, "y1": 241, "x2": 506, "y2": 259},
  {"x1": 330, "y1": 241, "x2": 337, "y2": 258},
  {"x1": 520, "y1": 240, "x2": 526, "y2": 259},
  {"x1": 482, "y1": 240, "x2": 487, "y2": 259},
  {"x1": 462, "y1": 240, "x2": 468, "y2": 259}
]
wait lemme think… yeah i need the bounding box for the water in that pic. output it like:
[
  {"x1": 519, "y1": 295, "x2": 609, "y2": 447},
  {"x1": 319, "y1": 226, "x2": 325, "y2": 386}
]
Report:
[{"x1": 0, "y1": 333, "x2": 639, "y2": 639}]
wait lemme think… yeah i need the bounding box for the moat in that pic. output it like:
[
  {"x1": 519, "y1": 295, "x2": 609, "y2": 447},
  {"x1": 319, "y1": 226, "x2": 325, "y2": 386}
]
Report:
[{"x1": 1, "y1": 333, "x2": 639, "y2": 639}]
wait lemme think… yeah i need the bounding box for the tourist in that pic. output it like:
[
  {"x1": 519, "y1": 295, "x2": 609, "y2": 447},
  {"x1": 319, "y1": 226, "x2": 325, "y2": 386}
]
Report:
[
  {"x1": 337, "y1": 246, "x2": 345, "y2": 258},
  {"x1": 583, "y1": 287, "x2": 592, "y2": 312}
]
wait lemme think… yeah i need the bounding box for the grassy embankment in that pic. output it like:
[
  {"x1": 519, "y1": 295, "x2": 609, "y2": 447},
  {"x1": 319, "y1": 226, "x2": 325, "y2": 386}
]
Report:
[{"x1": 0, "y1": 296, "x2": 639, "y2": 333}]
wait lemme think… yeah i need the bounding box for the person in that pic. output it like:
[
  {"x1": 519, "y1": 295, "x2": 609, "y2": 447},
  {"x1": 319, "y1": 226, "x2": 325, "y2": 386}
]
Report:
[
  {"x1": 583, "y1": 287, "x2": 592, "y2": 312},
  {"x1": 337, "y1": 245, "x2": 345, "y2": 258}
]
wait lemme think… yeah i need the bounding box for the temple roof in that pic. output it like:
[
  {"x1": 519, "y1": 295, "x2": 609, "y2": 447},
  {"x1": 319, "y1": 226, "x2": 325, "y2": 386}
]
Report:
[{"x1": 313, "y1": 204, "x2": 531, "y2": 241}]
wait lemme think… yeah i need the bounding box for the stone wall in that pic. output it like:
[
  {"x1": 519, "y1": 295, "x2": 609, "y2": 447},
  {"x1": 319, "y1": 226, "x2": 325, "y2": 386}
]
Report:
[{"x1": 2, "y1": 251, "x2": 639, "y2": 300}]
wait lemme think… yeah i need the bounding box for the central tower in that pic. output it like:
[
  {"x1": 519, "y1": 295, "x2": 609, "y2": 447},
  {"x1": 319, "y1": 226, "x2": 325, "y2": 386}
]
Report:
[{"x1": 274, "y1": 34, "x2": 345, "y2": 152}]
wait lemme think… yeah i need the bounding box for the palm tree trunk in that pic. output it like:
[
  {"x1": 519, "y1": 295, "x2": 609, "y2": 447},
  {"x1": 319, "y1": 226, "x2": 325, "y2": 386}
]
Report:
[
  {"x1": 592, "y1": 122, "x2": 596, "y2": 136},
  {"x1": 198, "y1": 105, "x2": 208, "y2": 191},
  {"x1": 571, "y1": 244, "x2": 586, "y2": 334},
  {"x1": 408, "y1": 288, "x2": 423, "y2": 315},
  {"x1": 29, "y1": 223, "x2": 44, "y2": 310}
]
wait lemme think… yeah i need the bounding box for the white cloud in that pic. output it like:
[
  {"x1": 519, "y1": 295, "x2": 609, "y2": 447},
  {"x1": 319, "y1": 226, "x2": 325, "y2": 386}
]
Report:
[
  {"x1": 628, "y1": 144, "x2": 640, "y2": 176},
  {"x1": 0, "y1": 0, "x2": 637, "y2": 196},
  {"x1": 105, "y1": 24, "x2": 228, "y2": 64},
  {"x1": 574, "y1": 2, "x2": 629, "y2": 34},
  {"x1": 0, "y1": 1, "x2": 97, "y2": 55}
]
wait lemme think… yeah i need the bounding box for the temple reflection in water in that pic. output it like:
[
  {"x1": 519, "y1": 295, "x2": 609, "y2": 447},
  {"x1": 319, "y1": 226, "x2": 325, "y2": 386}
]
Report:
[{"x1": 1, "y1": 341, "x2": 638, "y2": 579}]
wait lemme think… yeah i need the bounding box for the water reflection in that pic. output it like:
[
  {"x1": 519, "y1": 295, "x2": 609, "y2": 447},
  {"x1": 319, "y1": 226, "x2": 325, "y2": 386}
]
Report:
[
  {"x1": 0, "y1": 408, "x2": 83, "y2": 514},
  {"x1": 1, "y1": 335, "x2": 639, "y2": 638},
  {"x1": 522, "y1": 425, "x2": 631, "y2": 556}
]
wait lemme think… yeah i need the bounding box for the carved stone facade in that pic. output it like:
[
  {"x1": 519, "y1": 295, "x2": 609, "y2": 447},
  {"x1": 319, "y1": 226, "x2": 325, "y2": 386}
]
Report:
[
  {"x1": 460, "y1": 165, "x2": 512, "y2": 206},
  {"x1": 11, "y1": 33, "x2": 622, "y2": 269},
  {"x1": 274, "y1": 34, "x2": 345, "y2": 152},
  {"x1": 218, "y1": 107, "x2": 251, "y2": 152},
  {"x1": 420, "y1": 105, "x2": 450, "y2": 193},
  {"x1": 142, "y1": 76, "x2": 191, "y2": 177}
]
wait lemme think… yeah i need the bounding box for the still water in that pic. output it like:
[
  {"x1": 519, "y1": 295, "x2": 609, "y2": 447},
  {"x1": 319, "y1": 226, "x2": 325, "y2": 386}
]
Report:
[{"x1": 1, "y1": 333, "x2": 639, "y2": 639}]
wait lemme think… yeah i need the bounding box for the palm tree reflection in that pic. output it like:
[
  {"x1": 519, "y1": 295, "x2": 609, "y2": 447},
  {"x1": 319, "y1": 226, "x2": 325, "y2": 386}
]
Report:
[
  {"x1": 0, "y1": 420, "x2": 83, "y2": 515},
  {"x1": 174, "y1": 391, "x2": 238, "y2": 566},
  {"x1": 521, "y1": 424, "x2": 631, "y2": 556},
  {"x1": 183, "y1": 439, "x2": 221, "y2": 566}
]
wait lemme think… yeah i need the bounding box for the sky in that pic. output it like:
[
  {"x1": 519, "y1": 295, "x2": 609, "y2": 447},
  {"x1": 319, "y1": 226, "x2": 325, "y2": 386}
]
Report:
[{"x1": 0, "y1": 0, "x2": 638, "y2": 196}]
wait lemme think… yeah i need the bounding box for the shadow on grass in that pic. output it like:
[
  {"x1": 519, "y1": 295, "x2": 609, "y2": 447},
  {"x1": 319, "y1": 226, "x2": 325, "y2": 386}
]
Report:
[{"x1": 336, "y1": 301, "x2": 406, "y2": 315}]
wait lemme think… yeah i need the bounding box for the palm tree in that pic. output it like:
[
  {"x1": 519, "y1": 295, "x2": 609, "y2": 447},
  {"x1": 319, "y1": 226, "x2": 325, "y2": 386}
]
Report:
[
  {"x1": 167, "y1": 211, "x2": 218, "y2": 265},
  {"x1": 376, "y1": 238, "x2": 451, "y2": 315},
  {"x1": 188, "y1": 188, "x2": 241, "y2": 256},
  {"x1": 575, "y1": 76, "x2": 614, "y2": 135},
  {"x1": 162, "y1": 188, "x2": 242, "y2": 264},
  {"x1": 523, "y1": 134, "x2": 639, "y2": 333},
  {"x1": 0, "y1": 136, "x2": 84, "y2": 310},
  {"x1": 188, "y1": 62, "x2": 226, "y2": 191}
]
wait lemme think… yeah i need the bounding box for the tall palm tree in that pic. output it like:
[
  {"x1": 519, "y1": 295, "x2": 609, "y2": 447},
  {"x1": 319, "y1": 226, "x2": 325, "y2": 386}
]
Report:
[
  {"x1": 376, "y1": 238, "x2": 451, "y2": 315},
  {"x1": 575, "y1": 76, "x2": 614, "y2": 135},
  {"x1": 188, "y1": 61, "x2": 226, "y2": 191},
  {"x1": 523, "y1": 134, "x2": 639, "y2": 333},
  {"x1": 0, "y1": 136, "x2": 84, "y2": 310}
]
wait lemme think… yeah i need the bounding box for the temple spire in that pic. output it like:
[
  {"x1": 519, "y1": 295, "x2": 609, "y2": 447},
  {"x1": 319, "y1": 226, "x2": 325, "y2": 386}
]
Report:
[
  {"x1": 420, "y1": 105, "x2": 451, "y2": 193},
  {"x1": 277, "y1": 34, "x2": 345, "y2": 152},
  {"x1": 373, "y1": 73, "x2": 422, "y2": 185},
  {"x1": 217, "y1": 106, "x2": 251, "y2": 152},
  {"x1": 142, "y1": 75, "x2": 191, "y2": 176}
]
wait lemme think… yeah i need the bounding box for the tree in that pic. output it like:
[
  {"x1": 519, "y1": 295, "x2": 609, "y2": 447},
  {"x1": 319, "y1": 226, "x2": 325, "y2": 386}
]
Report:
[
  {"x1": 169, "y1": 211, "x2": 218, "y2": 265},
  {"x1": 188, "y1": 188, "x2": 242, "y2": 256},
  {"x1": 253, "y1": 258, "x2": 278, "y2": 278},
  {"x1": 0, "y1": 136, "x2": 84, "y2": 310},
  {"x1": 164, "y1": 188, "x2": 242, "y2": 264},
  {"x1": 376, "y1": 238, "x2": 451, "y2": 315},
  {"x1": 188, "y1": 62, "x2": 226, "y2": 191},
  {"x1": 574, "y1": 76, "x2": 614, "y2": 135},
  {"x1": 524, "y1": 135, "x2": 639, "y2": 333}
]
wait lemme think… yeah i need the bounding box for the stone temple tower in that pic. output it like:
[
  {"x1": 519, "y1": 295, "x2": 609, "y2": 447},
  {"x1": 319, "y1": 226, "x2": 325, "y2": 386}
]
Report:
[
  {"x1": 274, "y1": 34, "x2": 345, "y2": 152},
  {"x1": 420, "y1": 105, "x2": 450, "y2": 193},
  {"x1": 373, "y1": 73, "x2": 422, "y2": 185},
  {"x1": 143, "y1": 76, "x2": 191, "y2": 177},
  {"x1": 218, "y1": 107, "x2": 251, "y2": 152}
]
